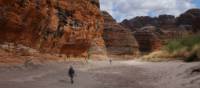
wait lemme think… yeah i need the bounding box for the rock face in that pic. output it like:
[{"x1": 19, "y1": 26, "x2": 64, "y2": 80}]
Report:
[
  {"x1": 102, "y1": 11, "x2": 139, "y2": 56},
  {"x1": 0, "y1": 0, "x2": 104, "y2": 57},
  {"x1": 121, "y1": 9, "x2": 200, "y2": 33},
  {"x1": 134, "y1": 26, "x2": 162, "y2": 52},
  {"x1": 177, "y1": 8, "x2": 200, "y2": 32},
  {"x1": 121, "y1": 13, "x2": 194, "y2": 52},
  {"x1": 120, "y1": 16, "x2": 159, "y2": 52},
  {"x1": 121, "y1": 16, "x2": 158, "y2": 31},
  {"x1": 193, "y1": 16, "x2": 200, "y2": 32},
  {"x1": 90, "y1": 0, "x2": 100, "y2": 8},
  {"x1": 177, "y1": 9, "x2": 200, "y2": 25},
  {"x1": 121, "y1": 15, "x2": 176, "y2": 31},
  {"x1": 158, "y1": 15, "x2": 176, "y2": 28}
]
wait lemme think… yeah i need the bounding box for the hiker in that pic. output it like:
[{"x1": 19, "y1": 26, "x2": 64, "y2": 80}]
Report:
[
  {"x1": 68, "y1": 66, "x2": 75, "y2": 84},
  {"x1": 109, "y1": 59, "x2": 112, "y2": 64}
]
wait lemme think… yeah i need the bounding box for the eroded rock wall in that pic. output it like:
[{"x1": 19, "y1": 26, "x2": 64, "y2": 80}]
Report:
[
  {"x1": 0, "y1": 0, "x2": 104, "y2": 57},
  {"x1": 102, "y1": 11, "x2": 139, "y2": 56}
]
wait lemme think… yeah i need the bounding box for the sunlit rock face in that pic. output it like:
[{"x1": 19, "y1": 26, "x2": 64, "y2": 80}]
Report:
[
  {"x1": 102, "y1": 11, "x2": 139, "y2": 56},
  {"x1": 0, "y1": 0, "x2": 104, "y2": 57}
]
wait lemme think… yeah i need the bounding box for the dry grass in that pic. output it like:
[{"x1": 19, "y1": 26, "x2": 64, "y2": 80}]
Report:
[
  {"x1": 142, "y1": 44, "x2": 200, "y2": 62},
  {"x1": 141, "y1": 51, "x2": 175, "y2": 62},
  {"x1": 142, "y1": 35, "x2": 200, "y2": 62}
]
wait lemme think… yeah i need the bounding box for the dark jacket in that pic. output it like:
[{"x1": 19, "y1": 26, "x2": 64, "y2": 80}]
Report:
[{"x1": 68, "y1": 67, "x2": 75, "y2": 77}]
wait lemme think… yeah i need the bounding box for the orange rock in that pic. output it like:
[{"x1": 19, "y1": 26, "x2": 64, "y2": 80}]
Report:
[
  {"x1": 102, "y1": 11, "x2": 139, "y2": 56},
  {"x1": 134, "y1": 27, "x2": 162, "y2": 52},
  {"x1": 0, "y1": 0, "x2": 104, "y2": 57}
]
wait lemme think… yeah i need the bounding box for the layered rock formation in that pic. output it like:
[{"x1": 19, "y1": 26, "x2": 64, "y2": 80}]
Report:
[
  {"x1": 121, "y1": 15, "x2": 176, "y2": 31},
  {"x1": 102, "y1": 11, "x2": 139, "y2": 56},
  {"x1": 134, "y1": 26, "x2": 162, "y2": 52},
  {"x1": 121, "y1": 16, "x2": 158, "y2": 31},
  {"x1": 177, "y1": 8, "x2": 200, "y2": 32},
  {"x1": 120, "y1": 9, "x2": 200, "y2": 52},
  {"x1": 177, "y1": 9, "x2": 200, "y2": 25},
  {"x1": 121, "y1": 9, "x2": 200, "y2": 33},
  {"x1": 158, "y1": 15, "x2": 176, "y2": 28},
  {"x1": 121, "y1": 15, "x2": 177, "y2": 52},
  {"x1": 0, "y1": 0, "x2": 104, "y2": 57}
]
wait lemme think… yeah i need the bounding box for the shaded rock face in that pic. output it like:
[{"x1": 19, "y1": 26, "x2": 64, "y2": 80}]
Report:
[
  {"x1": 193, "y1": 16, "x2": 200, "y2": 32},
  {"x1": 121, "y1": 15, "x2": 176, "y2": 31},
  {"x1": 177, "y1": 8, "x2": 200, "y2": 32},
  {"x1": 134, "y1": 27, "x2": 162, "y2": 52},
  {"x1": 121, "y1": 16, "x2": 158, "y2": 31},
  {"x1": 158, "y1": 15, "x2": 176, "y2": 28},
  {"x1": 0, "y1": 0, "x2": 104, "y2": 57},
  {"x1": 90, "y1": 0, "x2": 100, "y2": 8},
  {"x1": 177, "y1": 9, "x2": 200, "y2": 25},
  {"x1": 102, "y1": 11, "x2": 139, "y2": 56}
]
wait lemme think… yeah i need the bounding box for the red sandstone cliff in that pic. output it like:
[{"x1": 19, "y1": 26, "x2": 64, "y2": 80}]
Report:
[
  {"x1": 0, "y1": 0, "x2": 104, "y2": 57},
  {"x1": 102, "y1": 11, "x2": 139, "y2": 56}
]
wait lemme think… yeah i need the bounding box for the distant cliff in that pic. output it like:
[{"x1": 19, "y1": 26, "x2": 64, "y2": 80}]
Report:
[
  {"x1": 120, "y1": 9, "x2": 200, "y2": 52},
  {"x1": 121, "y1": 8, "x2": 200, "y2": 33},
  {"x1": 121, "y1": 15, "x2": 176, "y2": 31}
]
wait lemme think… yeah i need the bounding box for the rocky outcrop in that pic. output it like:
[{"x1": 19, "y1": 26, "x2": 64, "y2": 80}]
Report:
[
  {"x1": 120, "y1": 10, "x2": 200, "y2": 53},
  {"x1": 158, "y1": 15, "x2": 176, "y2": 28},
  {"x1": 121, "y1": 15, "x2": 181, "y2": 52},
  {"x1": 134, "y1": 26, "x2": 162, "y2": 52},
  {"x1": 90, "y1": 0, "x2": 100, "y2": 8},
  {"x1": 121, "y1": 15, "x2": 176, "y2": 31},
  {"x1": 121, "y1": 16, "x2": 158, "y2": 31},
  {"x1": 0, "y1": 0, "x2": 104, "y2": 57},
  {"x1": 102, "y1": 11, "x2": 139, "y2": 56},
  {"x1": 177, "y1": 8, "x2": 200, "y2": 32},
  {"x1": 177, "y1": 9, "x2": 200, "y2": 25},
  {"x1": 121, "y1": 8, "x2": 200, "y2": 33}
]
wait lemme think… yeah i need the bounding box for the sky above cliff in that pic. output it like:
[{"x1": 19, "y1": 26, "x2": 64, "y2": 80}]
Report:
[{"x1": 100, "y1": 0, "x2": 200, "y2": 22}]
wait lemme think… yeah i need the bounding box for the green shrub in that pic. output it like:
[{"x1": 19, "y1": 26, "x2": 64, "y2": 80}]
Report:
[
  {"x1": 165, "y1": 35, "x2": 200, "y2": 53},
  {"x1": 163, "y1": 35, "x2": 200, "y2": 62}
]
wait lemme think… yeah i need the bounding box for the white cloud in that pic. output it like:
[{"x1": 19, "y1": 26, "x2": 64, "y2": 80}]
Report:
[{"x1": 100, "y1": 0, "x2": 196, "y2": 22}]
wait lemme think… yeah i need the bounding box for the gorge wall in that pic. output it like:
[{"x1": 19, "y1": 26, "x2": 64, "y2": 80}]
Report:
[
  {"x1": 0, "y1": 0, "x2": 105, "y2": 57},
  {"x1": 121, "y1": 8, "x2": 200, "y2": 33},
  {"x1": 102, "y1": 11, "x2": 139, "y2": 56},
  {"x1": 121, "y1": 8, "x2": 200, "y2": 52}
]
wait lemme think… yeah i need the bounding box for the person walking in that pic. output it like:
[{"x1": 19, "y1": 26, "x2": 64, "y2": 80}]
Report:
[
  {"x1": 68, "y1": 65, "x2": 75, "y2": 84},
  {"x1": 109, "y1": 59, "x2": 112, "y2": 64}
]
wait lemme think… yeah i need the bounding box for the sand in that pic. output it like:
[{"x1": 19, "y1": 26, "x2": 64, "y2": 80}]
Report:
[{"x1": 0, "y1": 60, "x2": 199, "y2": 88}]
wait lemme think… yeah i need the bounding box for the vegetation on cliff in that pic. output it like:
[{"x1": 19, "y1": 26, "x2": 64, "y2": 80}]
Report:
[{"x1": 142, "y1": 35, "x2": 200, "y2": 62}]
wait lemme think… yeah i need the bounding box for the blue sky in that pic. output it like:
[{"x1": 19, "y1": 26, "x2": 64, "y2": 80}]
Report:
[
  {"x1": 192, "y1": 0, "x2": 200, "y2": 7},
  {"x1": 100, "y1": 0, "x2": 200, "y2": 22}
]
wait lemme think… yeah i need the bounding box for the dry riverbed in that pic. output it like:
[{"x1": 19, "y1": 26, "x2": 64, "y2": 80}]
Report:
[{"x1": 0, "y1": 60, "x2": 199, "y2": 88}]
